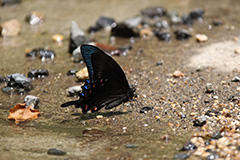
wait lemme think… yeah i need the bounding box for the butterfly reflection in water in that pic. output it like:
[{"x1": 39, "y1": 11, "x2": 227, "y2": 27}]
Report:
[{"x1": 61, "y1": 44, "x2": 136, "y2": 114}]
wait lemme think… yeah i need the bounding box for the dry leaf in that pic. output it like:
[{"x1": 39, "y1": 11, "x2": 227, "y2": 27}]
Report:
[{"x1": 8, "y1": 103, "x2": 40, "y2": 124}]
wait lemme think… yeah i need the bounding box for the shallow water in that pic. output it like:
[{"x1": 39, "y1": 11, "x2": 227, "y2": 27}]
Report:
[{"x1": 0, "y1": 0, "x2": 240, "y2": 159}]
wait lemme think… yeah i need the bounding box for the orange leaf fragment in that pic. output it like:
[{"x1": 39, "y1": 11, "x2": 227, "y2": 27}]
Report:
[{"x1": 8, "y1": 103, "x2": 40, "y2": 124}]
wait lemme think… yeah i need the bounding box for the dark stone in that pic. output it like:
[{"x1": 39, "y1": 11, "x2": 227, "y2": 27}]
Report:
[
  {"x1": 69, "y1": 21, "x2": 88, "y2": 53},
  {"x1": 139, "y1": 106, "x2": 154, "y2": 113},
  {"x1": 205, "y1": 149, "x2": 212, "y2": 152},
  {"x1": 156, "y1": 61, "x2": 163, "y2": 66},
  {"x1": 205, "y1": 83, "x2": 214, "y2": 93},
  {"x1": 213, "y1": 20, "x2": 223, "y2": 26},
  {"x1": 173, "y1": 153, "x2": 190, "y2": 159},
  {"x1": 205, "y1": 109, "x2": 220, "y2": 117},
  {"x1": 181, "y1": 141, "x2": 197, "y2": 151},
  {"x1": 155, "y1": 20, "x2": 169, "y2": 29},
  {"x1": 111, "y1": 23, "x2": 139, "y2": 38},
  {"x1": 182, "y1": 14, "x2": 193, "y2": 25},
  {"x1": 189, "y1": 8, "x2": 204, "y2": 20},
  {"x1": 0, "y1": 76, "x2": 6, "y2": 83},
  {"x1": 125, "y1": 144, "x2": 138, "y2": 148},
  {"x1": 211, "y1": 131, "x2": 222, "y2": 140},
  {"x1": 1, "y1": 0, "x2": 21, "y2": 6},
  {"x1": 174, "y1": 29, "x2": 192, "y2": 40},
  {"x1": 26, "y1": 48, "x2": 55, "y2": 61},
  {"x1": 155, "y1": 31, "x2": 171, "y2": 41},
  {"x1": 6, "y1": 73, "x2": 31, "y2": 91},
  {"x1": 88, "y1": 16, "x2": 115, "y2": 33},
  {"x1": 27, "y1": 69, "x2": 49, "y2": 78},
  {"x1": 67, "y1": 70, "x2": 77, "y2": 76},
  {"x1": 206, "y1": 154, "x2": 219, "y2": 160},
  {"x1": 141, "y1": 6, "x2": 167, "y2": 18},
  {"x1": 231, "y1": 76, "x2": 240, "y2": 82},
  {"x1": 47, "y1": 148, "x2": 66, "y2": 156},
  {"x1": 24, "y1": 95, "x2": 39, "y2": 108},
  {"x1": 193, "y1": 115, "x2": 207, "y2": 127},
  {"x1": 228, "y1": 95, "x2": 238, "y2": 102},
  {"x1": 237, "y1": 146, "x2": 240, "y2": 151}
]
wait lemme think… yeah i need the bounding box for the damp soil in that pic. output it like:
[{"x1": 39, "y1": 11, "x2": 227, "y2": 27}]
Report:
[{"x1": 0, "y1": 0, "x2": 240, "y2": 159}]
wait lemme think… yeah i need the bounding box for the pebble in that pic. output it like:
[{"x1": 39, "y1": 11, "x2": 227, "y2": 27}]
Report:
[
  {"x1": 173, "y1": 153, "x2": 189, "y2": 159},
  {"x1": 231, "y1": 76, "x2": 240, "y2": 82},
  {"x1": 67, "y1": 70, "x2": 77, "y2": 76},
  {"x1": 69, "y1": 21, "x2": 88, "y2": 53},
  {"x1": 26, "y1": 48, "x2": 56, "y2": 61},
  {"x1": 47, "y1": 148, "x2": 66, "y2": 156},
  {"x1": 27, "y1": 69, "x2": 49, "y2": 78},
  {"x1": 234, "y1": 48, "x2": 240, "y2": 54},
  {"x1": 181, "y1": 141, "x2": 197, "y2": 151},
  {"x1": 193, "y1": 115, "x2": 207, "y2": 127},
  {"x1": 52, "y1": 34, "x2": 64, "y2": 43},
  {"x1": 111, "y1": 22, "x2": 139, "y2": 38},
  {"x1": 205, "y1": 83, "x2": 214, "y2": 93},
  {"x1": 174, "y1": 29, "x2": 192, "y2": 40},
  {"x1": 195, "y1": 34, "x2": 208, "y2": 42},
  {"x1": 156, "y1": 61, "x2": 163, "y2": 66},
  {"x1": 182, "y1": 13, "x2": 193, "y2": 25},
  {"x1": 213, "y1": 20, "x2": 223, "y2": 26},
  {"x1": 25, "y1": 11, "x2": 44, "y2": 25},
  {"x1": 189, "y1": 8, "x2": 204, "y2": 20},
  {"x1": 155, "y1": 31, "x2": 171, "y2": 41},
  {"x1": 67, "y1": 85, "x2": 82, "y2": 97},
  {"x1": 172, "y1": 71, "x2": 184, "y2": 78},
  {"x1": 1, "y1": 0, "x2": 21, "y2": 6},
  {"x1": 96, "y1": 115, "x2": 103, "y2": 119},
  {"x1": 155, "y1": 20, "x2": 169, "y2": 29},
  {"x1": 141, "y1": 6, "x2": 167, "y2": 18},
  {"x1": 0, "y1": 19, "x2": 21, "y2": 37},
  {"x1": 139, "y1": 106, "x2": 153, "y2": 113},
  {"x1": 0, "y1": 76, "x2": 7, "y2": 83},
  {"x1": 72, "y1": 46, "x2": 82, "y2": 62},
  {"x1": 125, "y1": 144, "x2": 138, "y2": 148},
  {"x1": 24, "y1": 95, "x2": 39, "y2": 109},
  {"x1": 76, "y1": 67, "x2": 89, "y2": 81},
  {"x1": 206, "y1": 154, "x2": 219, "y2": 160},
  {"x1": 88, "y1": 16, "x2": 115, "y2": 32}
]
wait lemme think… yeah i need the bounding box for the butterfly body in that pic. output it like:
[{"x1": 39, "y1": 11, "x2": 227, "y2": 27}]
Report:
[{"x1": 61, "y1": 45, "x2": 135, "y2": 114}]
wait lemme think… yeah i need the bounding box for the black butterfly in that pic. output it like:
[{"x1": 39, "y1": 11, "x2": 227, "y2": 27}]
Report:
[{"x1": 61, "y1": 44, "x2": 136, "y2": 114}]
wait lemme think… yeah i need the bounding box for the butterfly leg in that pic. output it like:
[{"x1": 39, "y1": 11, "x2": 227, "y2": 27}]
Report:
[{"x1": 105, "y1": 99, "x2": 123, "y2": 110}]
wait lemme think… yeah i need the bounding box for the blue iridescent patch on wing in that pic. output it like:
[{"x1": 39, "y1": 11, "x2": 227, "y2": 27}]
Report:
[{"x1": 81, "y1": 45, "x2": 97, "y2": 81}]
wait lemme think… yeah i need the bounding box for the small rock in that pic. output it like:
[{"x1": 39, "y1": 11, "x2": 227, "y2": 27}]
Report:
[
  {"x1": 52, "y1": 34, "x2": 64, "y2": 43},
  {"x1": 182, "y1": 13, "x2": 193, "y2": 25},
  {"x1": 47, "y1": 148, "x2": 66, "y2": 156},
  {"x1": 141, "y1": 6, "x2": 167, "y2": 18},
  {"x1": 0, "y1": 19, "x2": 21, "y2": 37},
  {"x1": 161, "y1": 134, "x2": 170, "y2": 141},
  {"x1": 88, "y1": 16, "x2": 115, "y2": 32},
  {"x1": 2, "y1": 86, "x2": 15, "y2": 94},
  {"x1": 234, "y1": 48, "x2": 240, "y2": 54},
  {"x1": 69, "y1": 21, "x2": 88, "y2": 53},
  {"x1": 174, "y1": 29, "x2": 192, "y2": 40},
  {"x1": 125, "y1": 16, "x2": 142, "y2": 28},
  {"x1": 139, "y1": 106, "x2": 153, "y2": 113},
  {"x1": 155, "y1": 31, "x2": 171, "y2": 41},
  {"x1": 76, "y1": 67, "x2": 89, "y2": 81},
  {"x1": 193, "y1": 115, "x2": 207, "y2": 126},
  {"x1": 25, "y1": 11, "x2": 44, "y2": 25},
  {"x1": 156, "y1": 61, "x2": 163, "y2": 66},
  {"x1": 0, "y1": 76, "x2": 7, "y2": 83},
  {"x1": 125, "y1": 144, "x2": 138, "y2": 148},
  {"x1": 24, "y1": 95, "x2": 39, "y2": 109},
  {"x1": 173, "y1": 71, "x2": 184, "y2": 78},
  {"x1": 205, "y1": 83, "x2": 214, "y2": 93},
  {"x1": 206, "y1": 154, "x2": 219, "y2": 160},
  {"x1": 173, "y1": 153, "x2": 190, "y2": 159},
  {"x1": 155, "y1": 20, "x2": 169, "y2": 29},
  {"x1": 195, "y1": 34, "x2": 208, "y2": 42},
  {"x1": 96, "y1": 115, "x2": 103, "y2": 119},
  {"x1": 181, "y1": 141, "x2": 197, "y2": 151},
  {"x1": 213, "y1": 20, "x2": 223, "y2": 26},
  {"x1": 189, "y1": 8, "x2": 204, "y2": 20},
  {"x1": 1, "y1": 0, "x2": 21, "y2": 6},
  {"x1": 67, "y1": 70, "x2": 77, "y2": 76},
  {"x1": 231, "y1": 76, "x2": 240, "y2": 82},
  {"x1": 111, "y1": 22, "x2": 139, "y2": 38},
  {"x1": 4, "y1": 73, "x2": 31, "y2": 94},
  {"x1": 27, "y1": 69, "x2": 49, "y2": 78},
  {"x1": 72, "y1": 46, "x2": 82, "y2": 62},
  {"x1": 26, "y1": 48, "x2": 56, "y2": 61},
  {"x1": 67, "y1": 85, "x2": 82, "y2": 97}
]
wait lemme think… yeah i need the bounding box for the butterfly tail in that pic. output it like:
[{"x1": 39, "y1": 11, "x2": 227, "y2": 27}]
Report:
[{"x1": 61, "y1": 100, "x2": 79, "y2": 108}]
